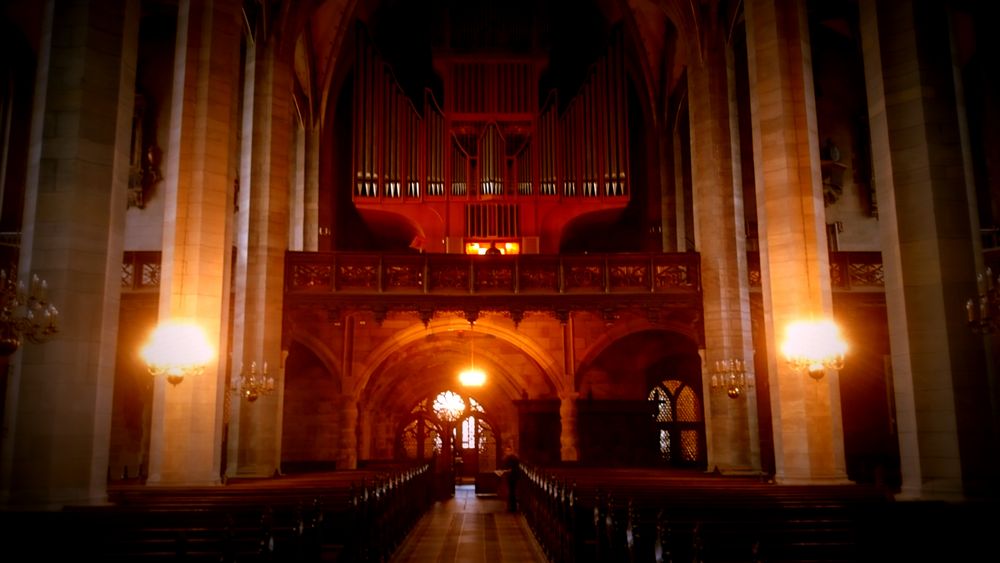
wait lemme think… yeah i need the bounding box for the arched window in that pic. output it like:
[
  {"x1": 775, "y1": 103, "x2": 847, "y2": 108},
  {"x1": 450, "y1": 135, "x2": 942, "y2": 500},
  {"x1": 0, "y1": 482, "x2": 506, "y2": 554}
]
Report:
[{"x1": 648, "y1": 379, "x2": 705, "y2": 467}]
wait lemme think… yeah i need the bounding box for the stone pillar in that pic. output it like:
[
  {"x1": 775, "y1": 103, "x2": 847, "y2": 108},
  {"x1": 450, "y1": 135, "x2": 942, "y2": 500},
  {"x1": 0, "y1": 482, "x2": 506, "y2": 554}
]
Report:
[
  {"x1": 745, "y1": 0, "x2": 848, "y2": 484},
  {"x1": 226, "y1": 27, "x2": 292, "y2": 478},
  {"x1": 289, "y1": 121, "x2": 319, "y2": 252},
  {"x1": 688, "y1": 30, "x2": 760, "y2": 475},
  {"x1": 860, "y1": 0, "x2": 996, "y2": 499},
  {"x1": 673, "y1": 116, "x2": 691, "y2": 251},
  {"x1": 289, "y1": 124, "x2": 304, "y2": 251},
  {"x1": 338, "y1": 395, "x2": 358, "y2": 469},
  {"x1": 146, "y1": 0, "x2": 242, "y2": 486},
  {"x1": 0, "y1": 0, "x2": 138, "y2": 508},
  {"x1": 358, "y1": 407, "x2": 372, "y2": 461},
  {"x1": 559, "y1": 391, "x2": 579, "y2": 462},
  {"x1": 659, "y1": 127, "x2": 677, "y2": 252},
  {"x1": 304, "y1": 124, "x2": 320, "y2": 251}
]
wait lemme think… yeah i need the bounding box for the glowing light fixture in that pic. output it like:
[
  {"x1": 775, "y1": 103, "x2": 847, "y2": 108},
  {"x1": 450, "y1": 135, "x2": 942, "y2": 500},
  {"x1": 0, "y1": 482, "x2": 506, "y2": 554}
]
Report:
[
  {"x1": 966, "y1": 266, "x2": 999, "y2": 334},
  {"x1": 458, "y1": 329, "x2": 486, "y2": 387},
  {"x1": 711, "y1": 358, "x2": 752, "y2": 399},
  {"x1": 238, "y1": 360, "x2": 275, "y2": 402},
  {"x1": 459, "y1": 367, "x2": 486, "y2": 387},
  {"x1": 0, "y1": 267, "x2": 59, "y2": 356},
  {"x1": 140, "y1": 319, "x2": 214, "y2": 385},
  {"x1": 464, "y1": 240, "x2": 520, "y2": 255},
  {"x1": 780, "y1": 318, "x2": 847, "y2": 380}
]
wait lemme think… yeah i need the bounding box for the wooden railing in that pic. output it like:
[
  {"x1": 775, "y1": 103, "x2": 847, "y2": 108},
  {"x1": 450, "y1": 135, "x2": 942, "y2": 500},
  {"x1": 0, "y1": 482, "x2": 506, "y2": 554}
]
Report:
[
  {"x1": 285, "y1": 251, "x2": 702, "y2": 296},
  {"x1": 123, "y1": 250, "x2": 888, "y2": 297}
]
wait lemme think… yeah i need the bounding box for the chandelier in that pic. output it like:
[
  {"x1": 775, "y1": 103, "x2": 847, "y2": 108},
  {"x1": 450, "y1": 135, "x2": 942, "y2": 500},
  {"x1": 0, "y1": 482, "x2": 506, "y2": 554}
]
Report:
[
  {"x1": 238, "y1": 360, "x2": 275, "y2": 402},
  {"x1": 711, "y1": 358, "x2": 752, "y2": 399},
  {"x1": 433, "y1": 390, "x2": 466, "y2": 423},
  {"x1": 0, "y1": 268, "x2": 59, "y2": 356},
  {"x1": 140, "y1": 319, "x2": 214, "y2": 385},
  {"x1": 780, "y1": 318, "x2": 847, "y2": 380},
  {"x1": 966, "y1": 267, "x2": 998, "y2": 334},
  {"x1": 458, "y1": 330, "x2": 486, "y2": 387}
]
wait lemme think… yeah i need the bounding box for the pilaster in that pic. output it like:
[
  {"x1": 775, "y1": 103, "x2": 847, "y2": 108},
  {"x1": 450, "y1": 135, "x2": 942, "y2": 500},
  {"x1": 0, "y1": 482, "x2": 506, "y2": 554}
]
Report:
[
  {"x1": 745, "y1": 0, "x2": 848, "y2": 484},
  {"x1": 2, "y1": 0, "x2": 139, "y2": 508},
  {"x1": 146, "y1": 0, "x2": 241, "y2": 486},
  {"x1": 860, "y1": 0, "x2": 996, "y2": 499},
  {"x1": 227, "y1": 32, "x2": 293, "y2": 478},
  {"x1": 688, "y1": 30, "x2": 760, "y2": 475},
  {"x1": 559, "y1": 391, "x2": 579, "y2": 462}
]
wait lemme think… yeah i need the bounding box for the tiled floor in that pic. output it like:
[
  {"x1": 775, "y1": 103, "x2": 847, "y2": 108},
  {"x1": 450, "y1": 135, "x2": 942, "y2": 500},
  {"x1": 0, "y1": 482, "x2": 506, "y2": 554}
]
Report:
[{"x1": 388, "y1": 484, "x2": 549, "y2": 563}]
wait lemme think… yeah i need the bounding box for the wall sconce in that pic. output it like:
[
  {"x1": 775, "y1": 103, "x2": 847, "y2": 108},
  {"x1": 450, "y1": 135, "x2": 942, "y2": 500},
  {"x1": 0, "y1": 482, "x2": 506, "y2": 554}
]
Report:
[
  {"x1": 711, "y1": 358, "x2": 752, "y2": 399},
  {"x1": 140, "y1": 319, "x2": 214, "y2": 385},
  {"x1": 780, "y1": 318, "x2": 847, "y2": 380},
  {"x1": 238, "y1": 360, "x2": 275, "y2": 402},
  {"x1": 0, "y1": 268, "x2": 59, "y2": 356},
  {"x1": 966, "y1": 267, "x2": 998, "y2": 334}
]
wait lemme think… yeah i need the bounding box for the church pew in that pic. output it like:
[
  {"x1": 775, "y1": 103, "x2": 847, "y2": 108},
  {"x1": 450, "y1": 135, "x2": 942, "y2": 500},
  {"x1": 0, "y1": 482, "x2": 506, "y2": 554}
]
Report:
[
  {"x1": 2, "y1": 464, "x2": 434, "y2": 562},
  {"x1": 518, "y1": 463, "x2": 891, "y2": 563}
]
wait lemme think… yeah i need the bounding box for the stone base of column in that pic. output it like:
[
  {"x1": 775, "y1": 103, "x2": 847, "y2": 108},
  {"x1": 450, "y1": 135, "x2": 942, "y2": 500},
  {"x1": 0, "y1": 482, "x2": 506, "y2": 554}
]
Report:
[
  {"x1": 231, "y1": 464, "x2": 279, "y2": 479},
  {"x1": 711, "y1": 465, "x2": 766, "y2": 478},
  {"x1": 774, "y1": 474, "x2": 853, "y2": 486},
  {"x1": 895, "y1": 480, "x2": 966, "y2": 502}
]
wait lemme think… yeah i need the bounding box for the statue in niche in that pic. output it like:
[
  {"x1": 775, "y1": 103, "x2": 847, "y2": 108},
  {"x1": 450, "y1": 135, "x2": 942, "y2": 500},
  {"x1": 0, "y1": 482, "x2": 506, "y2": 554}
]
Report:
[{"x1": 127, "y1": 94, "x2": 162, "y2": 209}]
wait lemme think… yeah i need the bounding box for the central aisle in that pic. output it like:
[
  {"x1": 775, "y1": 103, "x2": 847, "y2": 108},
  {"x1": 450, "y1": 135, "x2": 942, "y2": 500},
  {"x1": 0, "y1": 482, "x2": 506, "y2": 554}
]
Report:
[{"x1": 388, "y1": 484, "x2": 549, "y2": 563}]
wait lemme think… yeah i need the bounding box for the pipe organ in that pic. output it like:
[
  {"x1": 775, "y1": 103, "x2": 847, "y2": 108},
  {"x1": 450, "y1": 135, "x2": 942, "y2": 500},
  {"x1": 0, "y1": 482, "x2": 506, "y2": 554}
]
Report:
[{"x1": 351, "y1": 25, "x2": 630, "y2": 250}]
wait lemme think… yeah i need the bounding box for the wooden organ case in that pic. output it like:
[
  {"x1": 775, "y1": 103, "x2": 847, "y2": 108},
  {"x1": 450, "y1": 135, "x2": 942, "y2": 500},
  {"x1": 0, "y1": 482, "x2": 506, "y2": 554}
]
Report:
[{"x1": 351, "y1": 24, "x2": 630, "y2": 254}]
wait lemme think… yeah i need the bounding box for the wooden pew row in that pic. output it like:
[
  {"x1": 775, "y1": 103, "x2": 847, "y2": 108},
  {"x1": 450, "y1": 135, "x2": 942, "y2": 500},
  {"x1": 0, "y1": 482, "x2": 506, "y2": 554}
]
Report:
[
  {"x1": 1, "y1": 464, "x2": 434, "y2": 562},
  {"x1": 517, "y1": 463, "x2": 891, "y2": 563}
]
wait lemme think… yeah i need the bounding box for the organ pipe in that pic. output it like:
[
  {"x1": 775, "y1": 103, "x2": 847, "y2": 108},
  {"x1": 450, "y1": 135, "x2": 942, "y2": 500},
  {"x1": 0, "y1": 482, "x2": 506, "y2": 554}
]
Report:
[{"x1": 351, "y1": 25, "x2": 628, "y2": 205}]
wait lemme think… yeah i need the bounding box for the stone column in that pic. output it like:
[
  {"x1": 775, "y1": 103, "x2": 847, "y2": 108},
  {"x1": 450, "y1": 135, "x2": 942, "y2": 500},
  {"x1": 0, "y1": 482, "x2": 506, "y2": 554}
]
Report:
[
  {"x1": 289, "y1": 121, "x2": 320, "y2": 251},
  {"x1": 304, "y1": 124, "x2": 321, "y2": 251},
  {"x1": 688, "y1": 29, "x2": 760, "y2": 475},
  {"x1": 559, "y1": 391, "x2": 579, "y2": 462},
  {"x1": 146, "y1": 0, "x2": 242, "y2": 486},
  {"x1": 338, "y1": 395, "x2": 358, "y2": 469},
  {"x1": 358, "y1": 407, "x2": 372, "y2": 461},
  {"x1": 745, "y1": 0, "x2": 848, "y2": 484},
  {"x1": 226, "y1": 26, "x2": 292, "y2": 478},
  {"x1": 673, "y1": 116, "x2": 692, "y2": 251},
  {"x1": 0, "y1": 0, "x2": 138, "y2": 508},
  {"x1": 658, "y1": 126, "x2": 677, "y2": 252},
  {"x1": 859, "y1": 0, "x2": 996, "y2": 499}
]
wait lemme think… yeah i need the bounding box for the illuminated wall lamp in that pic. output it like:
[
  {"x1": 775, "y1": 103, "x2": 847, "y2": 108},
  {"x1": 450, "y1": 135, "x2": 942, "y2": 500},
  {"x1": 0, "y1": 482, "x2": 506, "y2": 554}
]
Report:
[
  {"x1": 780, "y1": 318, "x2": 847, "y2": 380},
  {"x1": 140, "y1": 319, "x2": 214, "y2": 385}
]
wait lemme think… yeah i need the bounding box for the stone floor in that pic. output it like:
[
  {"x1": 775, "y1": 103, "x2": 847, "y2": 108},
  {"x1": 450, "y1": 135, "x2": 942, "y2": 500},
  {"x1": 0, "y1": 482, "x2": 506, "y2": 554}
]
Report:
[{"x1": 387, "y1": 483, "x2": 548, "y2": 563}]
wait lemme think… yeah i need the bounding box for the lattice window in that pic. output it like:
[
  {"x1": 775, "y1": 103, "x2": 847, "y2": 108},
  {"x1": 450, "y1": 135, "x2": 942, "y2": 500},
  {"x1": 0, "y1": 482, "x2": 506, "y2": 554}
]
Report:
[
  {"x1": 649, "y1": 378, "x2": 704, "y2": 465},
  {"x1": 659, "y1": 429, "x2": 671, "y2": 460},
  {"x1": 402, "y1": 420, "x2": 419, "y2": 459},
  {"x1": 648, "y1": 387, "x2": 673, "y2": 422},
  {"x1": 676, "y1": 387, "x2": 700, "y2": 422},
  {"x1": 680, "y1": 430, "x2": 699, "y2": 462},
  {"x1": 121, "y1": 262, "x2": 134, "y2": 288}
]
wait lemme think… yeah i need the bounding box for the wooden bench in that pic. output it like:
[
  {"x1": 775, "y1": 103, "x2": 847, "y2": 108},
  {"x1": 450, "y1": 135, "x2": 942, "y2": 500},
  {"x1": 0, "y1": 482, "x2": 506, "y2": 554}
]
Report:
[
  {"x1": 518, "y1": 464, "x2": 893, "y2": 563},
  {"x1": 1, "y1": 464, "x2": 434, "y2": 562}
]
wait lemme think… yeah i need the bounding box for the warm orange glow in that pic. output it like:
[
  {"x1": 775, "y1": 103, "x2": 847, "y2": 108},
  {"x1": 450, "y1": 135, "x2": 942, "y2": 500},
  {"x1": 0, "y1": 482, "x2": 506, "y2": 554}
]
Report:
[
  {"x1": 433, "y1": 390, "x2": 466, "y2": 422},
  {"x1": 458, "y1": 367, "x2": 486, "y2": 386},
  {"x1": 464, "y1": 240, "x2": 520, "y2": 255},
  {"x1": 140, "y1": 319, "x2": 214, "y2": 385},
  {"x1": 780, "y1": 318, "x2": 847, "y2": 378}
]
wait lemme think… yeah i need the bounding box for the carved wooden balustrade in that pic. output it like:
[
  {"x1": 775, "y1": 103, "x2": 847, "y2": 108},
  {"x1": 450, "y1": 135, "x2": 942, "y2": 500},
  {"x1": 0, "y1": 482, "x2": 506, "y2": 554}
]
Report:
[
  {"x1": 123, "y1": 250, "x2": 886, "y2": 330},
  {"x1": 284, "y1": 251, "x2": 704, "y2": 328}
]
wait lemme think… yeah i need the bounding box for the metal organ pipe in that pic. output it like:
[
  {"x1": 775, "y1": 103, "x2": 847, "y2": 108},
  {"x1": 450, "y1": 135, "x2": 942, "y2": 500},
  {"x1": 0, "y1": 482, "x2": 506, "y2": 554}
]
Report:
[{"x1": 351, "y1": 25, "x2": 629, "y2": 206}]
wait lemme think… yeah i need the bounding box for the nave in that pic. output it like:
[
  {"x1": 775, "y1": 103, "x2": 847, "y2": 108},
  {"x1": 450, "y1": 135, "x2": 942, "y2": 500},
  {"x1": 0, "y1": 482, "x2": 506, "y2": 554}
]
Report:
[{"x1": 388, "y1": 484, "x2": 548, "y2": 563}]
